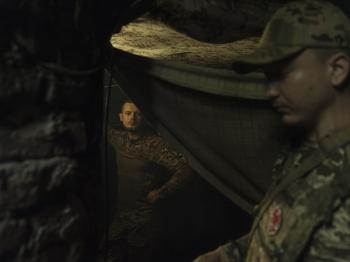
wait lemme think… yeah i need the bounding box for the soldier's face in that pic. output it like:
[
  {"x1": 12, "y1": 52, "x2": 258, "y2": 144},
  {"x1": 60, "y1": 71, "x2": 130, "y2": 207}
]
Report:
[
  {"x1": 264, "y1": 49, "x2": 334, "y2": 127},
  {"x1": 119, "y1": 102, "x2": 143, "y2": 131}
]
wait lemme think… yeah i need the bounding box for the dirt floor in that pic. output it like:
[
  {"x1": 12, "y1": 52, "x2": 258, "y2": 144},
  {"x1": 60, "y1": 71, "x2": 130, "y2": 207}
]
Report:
[{"x1": 110, "y1": 17, "x2": 259, "y2": 69}]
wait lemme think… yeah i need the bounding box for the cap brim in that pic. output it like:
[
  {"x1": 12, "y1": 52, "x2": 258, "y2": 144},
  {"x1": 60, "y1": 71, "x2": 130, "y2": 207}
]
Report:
[{"x1": 232, "y1": 46, "x2": 304, "y2": 74}]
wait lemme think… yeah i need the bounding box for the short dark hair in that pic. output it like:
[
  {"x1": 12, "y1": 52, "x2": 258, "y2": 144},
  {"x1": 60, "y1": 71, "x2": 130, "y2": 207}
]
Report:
[
  {"x1": 312, "y1": 48, "x2": 350, "y2": 63},
  {"x1": 120, "y1": 99, "x2": 134, "y2": 113}
]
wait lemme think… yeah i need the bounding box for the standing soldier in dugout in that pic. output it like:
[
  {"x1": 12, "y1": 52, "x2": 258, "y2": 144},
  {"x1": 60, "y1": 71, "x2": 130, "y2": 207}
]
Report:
[
  {"x1": 194, "y1": 0, "x2": 350, "y2": 261},
  {"x1": 105, "y1": 100, "x2": 193, "y2": 262}
]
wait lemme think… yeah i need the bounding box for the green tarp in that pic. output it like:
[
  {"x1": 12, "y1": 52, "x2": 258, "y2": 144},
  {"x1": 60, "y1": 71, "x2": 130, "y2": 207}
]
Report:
[{"x1": 108, "y1": 49, "x2": 286, "y2": 213}]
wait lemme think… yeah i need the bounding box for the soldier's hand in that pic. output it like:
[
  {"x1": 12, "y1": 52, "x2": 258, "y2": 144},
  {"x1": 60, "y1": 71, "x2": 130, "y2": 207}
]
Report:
[
  {"x1": 192, "y1": 247, "x2": 224, "y2": 262},
  {"x1": 146, "y1": 190, "x2": 160, "y2": 204}
]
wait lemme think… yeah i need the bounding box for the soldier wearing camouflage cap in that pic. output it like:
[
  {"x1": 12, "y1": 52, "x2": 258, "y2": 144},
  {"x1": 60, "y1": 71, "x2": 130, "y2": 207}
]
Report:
[
  {"x1": 194, "y1": 0, "x2": 350, "y2": 261},
  {"x1": 233, "y1": 0, "x2": 350, "y2": 72}
]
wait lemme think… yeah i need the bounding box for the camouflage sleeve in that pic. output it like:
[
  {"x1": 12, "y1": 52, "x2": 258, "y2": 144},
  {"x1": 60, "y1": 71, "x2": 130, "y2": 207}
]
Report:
[
  {"x1": 235, "y1": 234, "x2": 249, "y2": 258},
  {"x1": 193, "y1": 241, "x2": 241, "y2": 262},
  {"x1": 147, "y1": 136, "x2": 193, "y2": 199},
  {"x1": 217, "y1": 234, "x2": 248, "y2": 261},
  {"x1": 303, "y1": 197, "x2": 350, "y2": 261},
  {"x1": 217, "y1": 240, "x2": 244, "y2": 262}
]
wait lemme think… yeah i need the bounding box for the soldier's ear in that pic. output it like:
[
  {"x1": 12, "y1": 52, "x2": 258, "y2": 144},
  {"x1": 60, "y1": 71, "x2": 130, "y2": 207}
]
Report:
[
  {"x1": 328, "y1": 52, "x2": 350, "y2": 87},
  {"x1": 119, "y1": 113, "x2": 123, "y2": 122}
]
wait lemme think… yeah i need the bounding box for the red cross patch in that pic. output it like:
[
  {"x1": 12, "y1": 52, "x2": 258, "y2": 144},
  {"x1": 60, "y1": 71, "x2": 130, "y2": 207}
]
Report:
[{"x1": 267, "y1": 206, "x2": 282, "y2": 236}]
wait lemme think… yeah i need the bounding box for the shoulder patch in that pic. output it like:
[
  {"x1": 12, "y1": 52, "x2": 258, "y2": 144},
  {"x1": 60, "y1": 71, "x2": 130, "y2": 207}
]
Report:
[{"x1": 267, "y1": 206, "x2": 283, "y2": 236}]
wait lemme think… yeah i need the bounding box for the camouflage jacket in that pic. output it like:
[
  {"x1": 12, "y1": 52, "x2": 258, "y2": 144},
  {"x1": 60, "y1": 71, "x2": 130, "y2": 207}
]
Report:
[
  {"x1": 219, "y1": 128, "x2": 350, "y2": 262},
  {"x1": 108, "y1": 128, "x2": 192, "y2": 206}
]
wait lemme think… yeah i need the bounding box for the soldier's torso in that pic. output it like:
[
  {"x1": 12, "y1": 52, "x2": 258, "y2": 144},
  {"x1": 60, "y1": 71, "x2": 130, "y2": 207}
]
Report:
[
  {"x1": 246, "y1": 137, "x2": 350, "y2": 262},
  {"x1": 110, "y1": 131, "x2": 170, "y2": 211}
]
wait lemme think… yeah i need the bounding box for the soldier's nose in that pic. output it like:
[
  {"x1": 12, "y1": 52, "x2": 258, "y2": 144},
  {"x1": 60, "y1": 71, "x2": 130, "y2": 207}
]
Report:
[{"x1": 265, "y1": 82, "x2": 279, "y2": 99}]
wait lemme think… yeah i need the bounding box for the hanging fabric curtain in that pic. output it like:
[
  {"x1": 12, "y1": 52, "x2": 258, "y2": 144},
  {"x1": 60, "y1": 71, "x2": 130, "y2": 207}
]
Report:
[{"x1": 107, "y1": 48, "x2": 286, "y2": 213}]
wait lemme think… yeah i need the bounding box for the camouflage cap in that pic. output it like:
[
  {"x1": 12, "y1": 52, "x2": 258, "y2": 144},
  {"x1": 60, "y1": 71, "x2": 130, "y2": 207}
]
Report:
[{"x1": 232, "y1": 0, "x2": 350, "y2": 73}]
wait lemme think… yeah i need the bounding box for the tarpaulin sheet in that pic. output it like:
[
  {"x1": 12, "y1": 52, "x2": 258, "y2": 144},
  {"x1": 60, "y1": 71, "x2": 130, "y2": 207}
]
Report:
[{"x1": 108, "y1": 49, "x2": 286, "y2": 213}]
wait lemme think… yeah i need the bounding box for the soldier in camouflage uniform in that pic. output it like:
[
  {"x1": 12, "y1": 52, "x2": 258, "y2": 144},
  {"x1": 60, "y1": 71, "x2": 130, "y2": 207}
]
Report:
[
  {"x1": 106, "y1": 101, "x2": 192, "y2": 262},
  {"x1": 194, "y1": 1, "x2": 350, "y2": 261}
]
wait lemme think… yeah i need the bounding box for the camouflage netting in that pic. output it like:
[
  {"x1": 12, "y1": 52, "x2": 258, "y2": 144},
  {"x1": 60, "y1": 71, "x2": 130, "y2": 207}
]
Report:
[
  {"x1": 111, "y1": 17, "x2": 259, "y2": 68},
  {"x1": 150, "y1": 0, "x2": 288, "y2": 43},
  {"x1": 150, "y1": 0, "x2": 350, "y2": 43}
]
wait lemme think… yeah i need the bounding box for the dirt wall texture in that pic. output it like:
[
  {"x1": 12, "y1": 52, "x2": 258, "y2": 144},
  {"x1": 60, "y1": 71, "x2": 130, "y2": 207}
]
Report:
[{"x1": 0, "y1": 0, "x2": 130, "y2": 261}]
